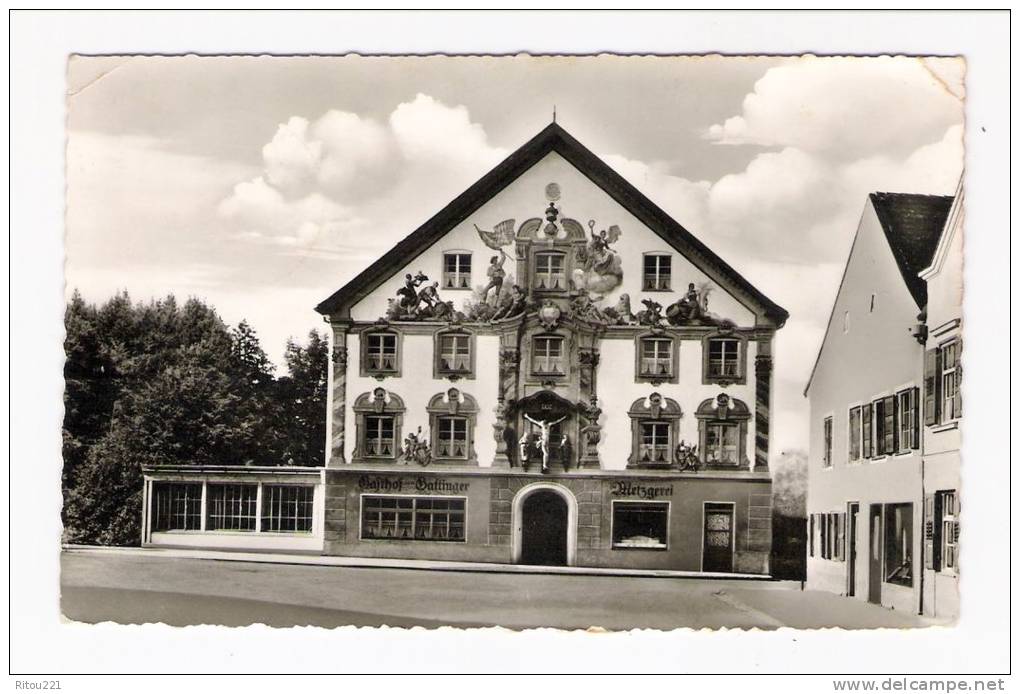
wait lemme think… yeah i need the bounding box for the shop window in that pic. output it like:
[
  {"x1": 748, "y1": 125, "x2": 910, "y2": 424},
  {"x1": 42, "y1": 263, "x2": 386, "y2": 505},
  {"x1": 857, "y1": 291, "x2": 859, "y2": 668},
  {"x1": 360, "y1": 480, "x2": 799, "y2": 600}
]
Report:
[
  {"x1": 442, "y1": 252, "x2": 472, "y2": 290},
  {"x1": 427, "y1": 389, "x2": 479, "y2": 464},
  {"x1": 435, "y1": 330, "x2": 473, "y2": 378},
  {"x1": 696, "y1": 394, "x2": 750, "y2": 468},
  {"x1": 642, "y1": 253, "x2": 672, "y2": 291},
  {"x1": 823, "y1": 416, "x2": 833, "y2": 468},
  {"x1": 897, "y1": 387, "x2": 920, "y2": 453},
  {"x1": 361, "y1": 330, "x2": 400, "y2": 378},
  {"x1": 206, "y1": 484, "x2": 258, "y2": 531},
  {"x1": 151, "y1": 482, "x2": 202, "y2": 531},
  {"x1": 627, "y1": 393, "x2": 683, "y2": 469},
  {"x1": 848, "y1": 406, "x2": 862, "y2": 462},
  {"x1": 261, "y1": 485, "x2": 314, "y2": 533},
  {"x1": 533, "y1": 252, "x2": 566, "y2": 291},
  {"x1": 636, "y1": 335, "x2": 677, "y2": 384},
  {"x1": 360, "y1": 496, "x2": 466, "y2": 542},
  {"x1": 612, "y1": 501, "x2": 668, "y2": 549},
  {"x1": 702, "y1": 335, "x2": 746, "y2": 385},
  {"x1": 352, "y1": 389, "x2": 405, "y2": 463},
  {"x1": 884, "y1": 503, "x2": 914, "y2": 587},
  {"x1": 532, "y1": 335, "x2": 565, "y2": 376}
]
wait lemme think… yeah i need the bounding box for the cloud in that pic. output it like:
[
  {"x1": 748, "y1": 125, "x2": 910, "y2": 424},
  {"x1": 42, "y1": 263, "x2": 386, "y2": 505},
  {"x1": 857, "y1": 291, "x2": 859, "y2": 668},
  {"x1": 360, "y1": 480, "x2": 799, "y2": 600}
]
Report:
[
  {"x1": 217, "y1": 94, "x2": 508, "y2": 254},
  {"x1": 706, "y1": 56, "x2": 964, "y2": 161}
]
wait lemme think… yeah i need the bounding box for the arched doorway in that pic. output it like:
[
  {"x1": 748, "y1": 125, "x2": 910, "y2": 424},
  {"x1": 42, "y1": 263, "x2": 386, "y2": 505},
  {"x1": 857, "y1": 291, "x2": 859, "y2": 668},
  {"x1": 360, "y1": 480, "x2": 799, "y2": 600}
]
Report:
[{"x1": 512, "y1": 483, "x2": 577, "y2": 566}]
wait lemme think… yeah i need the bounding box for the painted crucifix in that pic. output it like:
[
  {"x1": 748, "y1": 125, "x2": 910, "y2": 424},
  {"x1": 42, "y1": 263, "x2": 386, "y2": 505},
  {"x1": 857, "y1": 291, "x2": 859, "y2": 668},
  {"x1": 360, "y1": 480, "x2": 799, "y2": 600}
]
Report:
[{"x1": 523, "y1": 413, "x2": 567, "y2": 472}]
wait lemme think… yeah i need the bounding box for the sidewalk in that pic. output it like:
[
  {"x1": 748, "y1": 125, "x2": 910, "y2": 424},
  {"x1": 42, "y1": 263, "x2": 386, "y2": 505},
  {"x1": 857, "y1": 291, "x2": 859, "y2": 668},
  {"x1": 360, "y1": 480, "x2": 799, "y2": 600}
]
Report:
[{"x1": 62, "y1": 544, "x2": 792, "y2": 584}]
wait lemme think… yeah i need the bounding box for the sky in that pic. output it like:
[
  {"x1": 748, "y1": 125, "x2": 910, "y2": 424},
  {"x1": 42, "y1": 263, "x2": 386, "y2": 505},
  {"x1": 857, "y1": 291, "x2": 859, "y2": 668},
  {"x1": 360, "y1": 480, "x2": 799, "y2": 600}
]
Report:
[{"x1": 64, "y1": 54, "x2": 965, "y2": 454}]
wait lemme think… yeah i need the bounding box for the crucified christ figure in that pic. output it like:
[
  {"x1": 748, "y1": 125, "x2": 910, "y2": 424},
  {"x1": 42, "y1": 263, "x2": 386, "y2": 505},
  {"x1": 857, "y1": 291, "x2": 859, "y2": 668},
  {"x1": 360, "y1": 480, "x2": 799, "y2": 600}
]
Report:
[{"x1": 523, "y1": 414, "x2": 567, "y2": 472}]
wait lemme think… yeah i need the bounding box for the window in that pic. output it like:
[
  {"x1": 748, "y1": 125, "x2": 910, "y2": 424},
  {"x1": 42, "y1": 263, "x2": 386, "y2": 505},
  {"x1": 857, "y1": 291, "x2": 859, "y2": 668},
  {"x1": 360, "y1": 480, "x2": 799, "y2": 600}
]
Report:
[
  {"x1": 816, "y1": 512, "x2": 844, "y2": 561},
  {"x1": 874, "y1": 395, "x2": 896, "y2": 457},
  {"x1": 364, "y1": 332, "x2": 398, "y2": 375},
  {"x1": 869, "y1": 293, "x2": 876, "y2": 312},
  {"x1": 843, "y1": 310, "x2": 850, "y2": 333},
  {"x1": 364, "y1": 415, "x2": 396, "y2": 457},
  {"x1": 849, "y1": 406, "x2": 862, "y2": 462},
  {"x1": 696, "y1": 394, "x2": 750, "y2": 468},
  {"x1": 823, "y1": 416, "x2": 833, "y2": 468},
  {"x1": 884, "y1": 503, "x2": 914, "y2": 586},
  {"x1": 897, "y1": 388, "x2": 919, "y2": 453},
  {"x1": 261, "y1": 485, "x2": 314, "y2": 533},
  {"x1": 532, "y1": 335, "x2": 565, "y2": 375},
  {"x1": 612, "y1": 502, "x2": 668, "y2": 549},
  {"x1": 940, "y1": 340, "x2": 962, "y2": 422},
  {"x1": 642, "y1": 254, "x2": 672, "y2": 291},
  {"x1": 437, "y1": 333, "x2": 472, "y2": 376},
  {"x1": 939, "y1": 491, "x2": 959, "y2": 573},
  {"x1": 436, "y1": 416, "x2": 469, "y2": 459},
  {"x1": 638, "y1": 337, "x2": 674, "y2": 380},
  {"x1": 361, "y1": 496, "x2": 466, "y2": 542},
  {"x1": 151, "y1": 482, "x2": 202, "y2": 531},
  {"x1": 809, "y1": 514, "x2": 815, "y2": 557},
  {"x1": 353, "y1": 389, "x2": 405, "y2": 464},
  {"x1": 534, "y1": 252, "x2": 566, "y2": 290},
  {"x1": 703, "y1": 336, "x2": 745, "y2": 385},
  {"x1": 206, "y1": 484, "x2": 257, "y2": 531},
  {"x1": 442, "y1": 252, "x2": 472, "y2": 289},
  {"x1": 638, "y1": 421, "x2": 671, "y2": 464},
  {"x1": 628, "y1": 394, "x2": 683, "y2": 469},
  {"x1": 705, "y1": 422, "x2": 739, "y2": 465}
]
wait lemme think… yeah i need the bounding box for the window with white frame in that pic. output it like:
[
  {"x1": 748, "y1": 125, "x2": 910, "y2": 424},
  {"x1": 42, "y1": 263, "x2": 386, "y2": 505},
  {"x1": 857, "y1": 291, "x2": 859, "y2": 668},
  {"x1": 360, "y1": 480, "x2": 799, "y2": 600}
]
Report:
[
  {"x1": 261, "y1": 485, "x2": 314, "y2": 533},
  {"x1": 939, "y1": 490, "x2": 959, "y2": 573},
  {"x1": 706, "y1": 338, "x2": 741, "y2": 380},
  {"x1": 435, "y1": 416, "x2": 469, "y2": 459},
  {"x1": 533, "y1": 252, "x2": 566, "y2": 290},
  {"x1": 360, "y1": 496, "x2": 466, "y2": 541},
  {"x1": 705, "y1": 422, "x2": 739, "y2": 465},
  {"x1": 151, "y1": 482, "x2": 203, "y2": 531},
  {"x1": 897, "y1": 387, "x2": 919, "y2": 453},
  {"x1": 940, "y1": 340, "x2": 961, "y2": 422},
  {"x1": 612, "y1": 501, "x2": 668, "y2": 549},
  {"x1": 364, "y1": 415, "x2": 396, "y2": 458},
  {"x1": 874, "y1": 395, "x2": 896, "y2": 457},
  {"x1": 532, "y1": 335, "x2": 565, "y2": 375},
  {"x1": 365, "y1": 332, "x2": 398, "y2": 373},
  {"x1": 437, "y1": 333, "x2": 471, "y2": 375},
  {"x1": 206, "y1": 484, "x2": 258, "y2": 531},
  {"x1": 442, "y1": 252, "x2": 472, "y2": 289},
  {"x1": 638, "y1": 421, "x2": 671, "y2": 464},
  {"x1": 639, "y1": 337, "x2": 674, "y2": 379},
  {"x1": 642, "y1": 254, "x2": 672, "y2": 291},
  {"x1": 848, "y1": 406, "x2": 862, "y2": 462}
]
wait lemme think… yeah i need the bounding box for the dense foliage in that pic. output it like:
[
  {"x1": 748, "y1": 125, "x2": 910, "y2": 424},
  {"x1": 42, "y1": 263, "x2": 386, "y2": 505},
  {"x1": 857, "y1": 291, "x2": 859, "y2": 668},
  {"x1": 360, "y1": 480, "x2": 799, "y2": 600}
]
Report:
[{"x1": 62, "y1": 291, "x2": 328, "y2": 546}]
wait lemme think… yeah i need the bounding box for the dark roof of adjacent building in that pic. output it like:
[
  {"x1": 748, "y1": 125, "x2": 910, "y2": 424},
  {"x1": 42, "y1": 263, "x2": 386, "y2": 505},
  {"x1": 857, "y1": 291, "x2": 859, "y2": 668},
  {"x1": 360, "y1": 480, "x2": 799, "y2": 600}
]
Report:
[
  {"x1": 869, "y1": 192, "x2": 954, "y2": 309},
  {"x1": 315, "y1": 122, "x2": 788, "y2": 326}
]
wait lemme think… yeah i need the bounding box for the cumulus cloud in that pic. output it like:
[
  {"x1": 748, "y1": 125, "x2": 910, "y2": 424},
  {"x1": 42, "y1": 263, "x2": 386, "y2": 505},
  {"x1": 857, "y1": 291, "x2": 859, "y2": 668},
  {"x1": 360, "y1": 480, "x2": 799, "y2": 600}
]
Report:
[
  {"x1": 706, "y1": 56, "x2": 964, "y2": 161},
  {"x1": 217, "y1": 94, "x2": 507, "y2": 254}
]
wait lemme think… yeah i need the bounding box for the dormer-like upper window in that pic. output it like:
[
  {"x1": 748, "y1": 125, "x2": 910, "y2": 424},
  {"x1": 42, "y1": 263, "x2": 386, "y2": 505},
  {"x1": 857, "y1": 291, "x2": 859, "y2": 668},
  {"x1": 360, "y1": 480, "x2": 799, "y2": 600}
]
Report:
[
  {"x1": 643, "y1": 253, "x2": 672, "y2": 291},
  {"x1": 533, "y1": 252, "x2": 566, "y2": 291},
  {"x1": 442, "y1": 252, "x2": 472, "y2": 290}
]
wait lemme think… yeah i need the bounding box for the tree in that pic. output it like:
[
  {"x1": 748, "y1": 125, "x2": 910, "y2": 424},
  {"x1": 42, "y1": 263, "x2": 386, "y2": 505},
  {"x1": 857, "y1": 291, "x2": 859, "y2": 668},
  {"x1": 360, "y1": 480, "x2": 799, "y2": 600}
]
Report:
[{"x1": 275, "y1": 330, "x2": 329, "y2": 466}]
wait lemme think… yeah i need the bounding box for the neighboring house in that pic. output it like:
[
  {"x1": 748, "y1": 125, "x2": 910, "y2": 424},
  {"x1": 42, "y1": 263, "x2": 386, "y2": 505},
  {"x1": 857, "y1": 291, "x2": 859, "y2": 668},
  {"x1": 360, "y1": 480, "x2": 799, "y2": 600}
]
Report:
[
  {"x1": 804, "y1": 190, "x2": 957, "y2": 615},
  {"x1": 141, "y1": 122, "x2": 788, "y2": 574},
  {"x1": 917, "y1": 180, "x2": 963, "y2": 619}
]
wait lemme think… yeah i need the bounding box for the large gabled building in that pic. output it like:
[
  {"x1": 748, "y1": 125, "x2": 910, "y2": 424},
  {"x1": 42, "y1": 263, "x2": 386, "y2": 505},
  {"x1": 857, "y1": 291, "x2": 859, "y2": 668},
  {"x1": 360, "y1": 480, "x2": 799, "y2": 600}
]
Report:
[
  {"x1": 141, "y1": 123, "x2": 787, "y2": 574},
  {"x1": 805, "y1": 189, "x2": 960, "y2": 616}
]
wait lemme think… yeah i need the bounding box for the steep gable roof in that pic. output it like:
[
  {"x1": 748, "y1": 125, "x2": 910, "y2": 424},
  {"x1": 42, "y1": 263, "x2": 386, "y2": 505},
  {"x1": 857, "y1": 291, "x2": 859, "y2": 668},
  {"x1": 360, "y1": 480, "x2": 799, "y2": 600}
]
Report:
[
  {"x1": 869, "y1": 192, "x2": 954, "y2": 309},
  {"x1": 315, "y1": 122, "x2": 788, "y2": 326}
]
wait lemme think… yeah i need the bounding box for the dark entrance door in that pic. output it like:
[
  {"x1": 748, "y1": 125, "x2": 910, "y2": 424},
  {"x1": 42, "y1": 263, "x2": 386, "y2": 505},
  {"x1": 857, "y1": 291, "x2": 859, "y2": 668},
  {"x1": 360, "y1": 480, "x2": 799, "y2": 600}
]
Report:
[
  {"x1": 520, "y1": 491, "x2": 568, "y2": 566},
  {"x1": 868, "y1": 504, "x2": 883, "y2": 605},
  {"x1": 702, "y1": 503, "x2": 734, "y2": 573},
  {"x1": 847, "y1": 502, "x2": 860, "y2": 597}
]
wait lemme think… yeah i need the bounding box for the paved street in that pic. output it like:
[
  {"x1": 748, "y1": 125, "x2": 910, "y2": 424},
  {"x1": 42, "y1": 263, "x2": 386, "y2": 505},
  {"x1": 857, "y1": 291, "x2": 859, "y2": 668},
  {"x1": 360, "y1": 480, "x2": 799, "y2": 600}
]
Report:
[{"x1": 61, "y1": 551, "x2": 927, "y2": 630}]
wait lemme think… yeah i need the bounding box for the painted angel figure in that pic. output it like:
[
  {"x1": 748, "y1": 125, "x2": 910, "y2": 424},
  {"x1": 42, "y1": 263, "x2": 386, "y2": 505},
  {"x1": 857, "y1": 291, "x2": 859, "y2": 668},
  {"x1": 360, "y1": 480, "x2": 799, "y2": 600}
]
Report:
[
  {"x1": 585, "y1": 223, "x2": 622, "y2": 274},
  {"x1": 523, "y1": 414, "x2": 567, "y2": 472}
]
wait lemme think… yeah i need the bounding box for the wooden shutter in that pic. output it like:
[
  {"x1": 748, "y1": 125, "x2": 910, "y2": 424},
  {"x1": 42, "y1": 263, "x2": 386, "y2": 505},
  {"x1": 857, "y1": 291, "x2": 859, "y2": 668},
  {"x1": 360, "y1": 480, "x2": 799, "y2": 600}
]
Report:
[
  {"x1": 924, "y1": 348, "x2": 939, "y2": 425},
  {"x1": 862, "y1": 403, "x2": 873, "y2": 458},
  {"x1": 953, "y1": 337, "x2": 963, "y2": 418},
  {"x1": 911, "y1": 387, "x2": 921, "y2": 449},
  {"x1": 924, "y1": 493, "x2": 940, "y2": 571},
  {"x1": 837, "y1": 513, "x2": 846, "y2": 561},
  {"x1": 808, "y1": 514, "x2": 814, "y2": 557},
  {"x1": 874, "y1": 399, "x2": 886, "y2": 455},
  {"x1": 883, "y1": 395, "x2": 896, "y2": 455}
]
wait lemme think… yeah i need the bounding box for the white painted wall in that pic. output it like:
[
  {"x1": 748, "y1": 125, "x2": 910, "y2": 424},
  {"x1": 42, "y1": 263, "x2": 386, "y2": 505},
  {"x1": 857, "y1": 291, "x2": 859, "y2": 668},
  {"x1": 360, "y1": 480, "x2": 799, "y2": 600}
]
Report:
[{"x1": 349, "y1": 151, "x2": 757, "y2": 327}]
